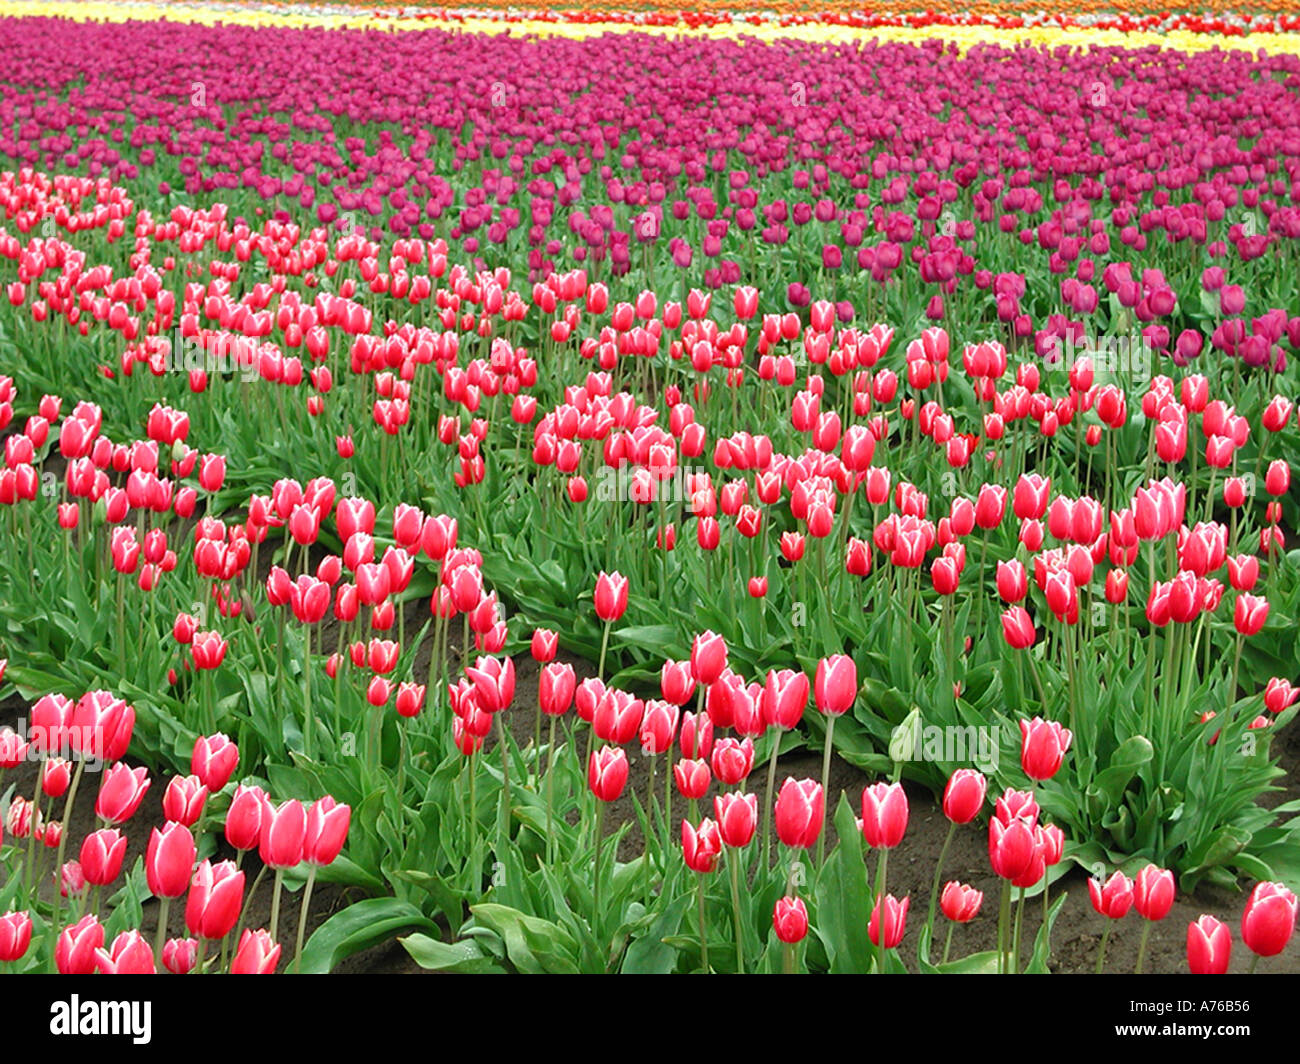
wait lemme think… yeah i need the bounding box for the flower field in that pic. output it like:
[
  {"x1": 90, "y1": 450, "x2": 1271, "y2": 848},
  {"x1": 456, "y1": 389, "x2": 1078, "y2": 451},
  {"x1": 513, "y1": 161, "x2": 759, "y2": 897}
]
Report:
[{"x1": 0, "y1": 2, "x2": 1299, "y2": 980}]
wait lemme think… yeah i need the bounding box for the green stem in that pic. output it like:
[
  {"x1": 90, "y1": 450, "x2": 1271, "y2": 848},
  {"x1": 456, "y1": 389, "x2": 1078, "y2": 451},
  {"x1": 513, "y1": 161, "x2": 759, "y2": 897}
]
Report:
[
  {"x1": 1134, "y1": 919, "x2": 1152, "y2": 975},
  {"x1": 817, "y1": 714, "x2": 836, "y2": 866},
  {"x1": 293, "y1": 866, "x2": 317, "y2": 974},
  {"x1": 1095, "y1": 922, "x2": 1112, "y2": 974},
  {"x1": 728, "y1": 847, "x2": 746, "y2": 974}
]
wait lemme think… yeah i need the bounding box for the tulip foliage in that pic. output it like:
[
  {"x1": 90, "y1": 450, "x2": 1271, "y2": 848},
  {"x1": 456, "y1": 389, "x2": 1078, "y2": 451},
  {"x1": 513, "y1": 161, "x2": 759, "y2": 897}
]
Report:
[{"x1": 0, "y1": 11, "x2": 1299, "y2": 973}]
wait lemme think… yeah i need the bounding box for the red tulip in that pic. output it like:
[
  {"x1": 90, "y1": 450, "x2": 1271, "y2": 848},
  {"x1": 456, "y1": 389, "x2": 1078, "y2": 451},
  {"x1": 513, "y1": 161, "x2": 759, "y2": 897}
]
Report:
[
  {"x1": 539, "y1": 662, "x2": 576, "y2": 716},
  {"x1": 96, "y1": 764, "x2": 151, "y2": 824},
  {"x1": 714, "y1": 792, "x2": 758, "y2": 848},
  {"x1": 868, "y1": 893, "x2": 909, "y2": 949},
  {"x1": 1241, "y1": 881, "x2": 1298, "y2": 958},
  {"x1": 660, "y1": 659, "x2": 696, "y2": 705},
  {"x1": 145, "y1": 823, "x2": 196, "y2": 899},
  {"x1": 774, "y1": 778, "x2": 824, "y2": 849},
  {"x1": 1000, "y1": 606, "x2": 1036, "y2": 649},
  {"x1": 1187, "y1": 915, "x2": 1232, "y2": 974},
  {"x1": 682, "y1": 818, "x2": 722, "y2": 874},
  {"x1": 588, "y1": 746, "x2": 629, "y2": 802},
  {"x1": 773, "y1": 896, "x2": 809, "y2": 943},
  {"x1": 690, "y1": 630, "x2": 728, "y2": 685},
  {"x1": 79, "y1": 828, "x2": 127, "y2": 887},
  {"x1": 674, "y1": 758, "x2": 711, "y2": 800},
  {"x1": 230, "y1": 928, "x2": 281, "y2": 974},
  {"x1": 162, "y1": 774, "x2": 209, "y2": 827},
  {"x1": 711, "y1": 737, "x2": 754, "y2": 785},
  {"x1": 191, "y1": 733, "x2": 239, "y2": 791},
  {"x1": 162, "y1": 936, "x2": 198, "y2": 974},
  {"x1": 303, "y1": 796, "x2": 351, "y2": 866},
  {"x1": 988, "y1": 817, "x2": 1036, "y2": 880},
  {"x1": 530, "y1": 628, "x2": 558, "y2": 663},
  {"x1": 185, "y1": 859, "x2": 245, "y2": 940},
  {"x1": 1019, "y1": 717, "x2": 1072, "y2": 780},
  {"x1": 1089, "y1": 871, "x2": 1134, "y2": 919},
  {"x1": 56, "y1": 914, "x2": 105, "y2": 974},
  {"x1": 225, "y1": 784, "x2": 269, "y2": 851},
  {"x1": 259, "y1": 799, "x2": 307, "y2": 869},
  {"x1": 0, "y1": 911, "x2": 32, "y2": 961},
  {"x1": 940, "y1": 881, "x2": 983, "y2": 923},
  {"x1": 860, "y1": 781, "x2": 908, "y2": 849},
  {"x1": 640, "y1": 700, "x2": 680, "y2": 756},
  {"x1": 942, "y1": 769, "x2": 987, "y2": 824},
  {"x1": 1133, "y1": 864, "x2": 1175, "y2": 921},
  {"x1": 594, "y1": 570, "x2": 629, "y2": 622},
  {"x1": 813, "y1": 654, "x2": 857, "y2": 716}
]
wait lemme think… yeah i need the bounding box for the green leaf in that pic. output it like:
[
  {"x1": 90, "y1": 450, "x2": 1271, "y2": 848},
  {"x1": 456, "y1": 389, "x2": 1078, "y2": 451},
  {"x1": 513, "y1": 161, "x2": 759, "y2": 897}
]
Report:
[
  {"x1": 299, "y1": 898, "x2": 438, "y2": 974},
  {"x1": 399, "y1": 933, "x2": 505, "y2": 973},
  {"x1": 469, "y1": 903, "x2": 581, "y2": 974}
]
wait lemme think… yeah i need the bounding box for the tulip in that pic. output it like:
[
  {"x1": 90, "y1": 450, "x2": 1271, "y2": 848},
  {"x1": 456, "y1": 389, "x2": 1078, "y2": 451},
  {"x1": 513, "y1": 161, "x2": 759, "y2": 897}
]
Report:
[
  {"x1": 588, "y1": 746, "x2": 628, "y2": 803},
  {"x1": 1187, "y1": 914, "x2": 1232, "y2": 974},
  {"x1": 674, "y1": 758, "x2": 711, "y2": 800},
  {"x1": 711, "y1": 737, "x2": 754, "y2": 785},
  {"x1": 185, "y1": 859, "x2": 245, "y2": 941},
  {"x1": 162, "y1": 936, "x2": 198, "y2": 975},
  {"x1": 773, "y1": 896, "x2": 809, "y2": 945},
  {"x1": 868, "y1": 893, "x2": 909, "y2": 950},
  {"x1": 942, "y1": 769, "x2": 986, "y2": 824},
  {"x1": 814, "y1": 654, "x2": 857, "y2": 716},
  {"x1": 1089, "y1": 870, "x2": 1134, "y2": 972},
  {"x1": 1019, "y1": 717, "x2": 1072, "y2": 780},
  {"x1": 0, "y1": 911, "x2": 32, "y2": 962},
  {"x1": 539, "y1": 662, "x2": 576, "y2": 716},
  {"x1": 146, "y1": 823, "x2": 195, "y2": 899},
  {"x1": 1241, "y1": 881, "x2": 1298, "y2": 960},
  {"x1": 1000, "y1": 606, "x2": 1036, "y2": 649},
  {"x1": 593, "y1": 570, "x2": 629, "y2": 622},
  {"x1": 162, "y1": 774, "x2": 209, "y2": 827},
  {"x1": 682, "y1": 818, "x2": 722, "y2": 873},
  {"x1": 79, "y1": 828, "x2": 127, "y2": 887},
  {"x1": 714, "y1": 792, "x2": 758, "y2": 848},
  {"x1": 774, "y1": 778, "x2": 823, "y2": 850},
  {"x1": 191, "y1": 733, "x2": 239, "y2": 792},
  {"x1": 941, "y1": 882, "x2": 983, "y2": 923},
  {"x1": 95, "y1": 763, "x2": 151, "y2": 824},
  {"x1": 94, "y1": 930, "x2": 156, "y2": 975},
  {"x1": 259, "y1": 799, "x2": 307, "y2": 869},
  {"x1": 56, "y1": 914, "x2": 105, "y2": 975},
  {"x1": 303, "y1": 796, "x2": 351, "y2": 866},
  {"x1": 230, "y1": 928, "x2": 281, "y2": 974},
  {"x1": 225, "y1": 784, "x2": 269, "y2": 851},
  {"x1": 860, "y1": 782, "x2": 908, "y2": 849},
  {"x1": 690, "y1": 630, "x2": 728, "y2": 685}
]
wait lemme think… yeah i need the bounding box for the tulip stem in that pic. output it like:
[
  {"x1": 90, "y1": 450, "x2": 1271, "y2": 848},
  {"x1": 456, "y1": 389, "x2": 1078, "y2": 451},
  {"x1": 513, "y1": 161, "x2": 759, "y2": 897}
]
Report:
[
  {"x1": 497, "y1": 714, "x2": 511, "y2": 851},
  {"x1": 872, "y1": 846, "x2": 888, "y2": 974},
  {"x1": 761, "y1": 734, "x2": 780, "y2": 876},
  {"x1": 303, "y1": 623, "x2": 314, "y2": 761},
  {"x1": 997, "y1": 879, "x2": 1011, "y2": 974},
  {"x1": 48, "y1": 757, "x2": 87, "y2": 971},
  {"x1": 1134, "y1": 919, "x2": 1152, "y2": 974},
  {"x1": 696, "y1": 871, "x2": 709, "y2": 974},
  {"x1": 1248, "y1": 953, "x2": 1260, "y2": 974},
  {"x1": 1012, "y1": 887, "x2": 1025, "y2": 974},
  {"x1": 268, "y1": 868, "x2": 286, "y2": 947},
  {"x1": 922, "y1": 822, "x2": 956, "y2": 962},
  {"x1": 728, "y1": 847, "x2": 745, "y2": 974},
  {"x1": 596, "y1": 620, "x2": 611, "y2": 683},
  {"x1": 545, "y1": 715, "x2": 557, "y2": 866},
  {"x1": 1095, "y1": 922, "x2": 1112, "y2": 974},
  {"x1": 942, "y1": 921, "x2": 955, "y2": 966},
  {"x1": 645, "y1": 756, "x2": 657, "y2": 903},
  {"x1": 592, "y1": 801, "x2": 607, "y2": 941},
  {"x1": 153, "y1": 896, "x2": 171, "y2": 973},
  {"x1": 817, "y1": 715, "x2": 836, "y2": 866},
  {"x1": 293, "y1": 866, "x2": 317, "y2": 974}
]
